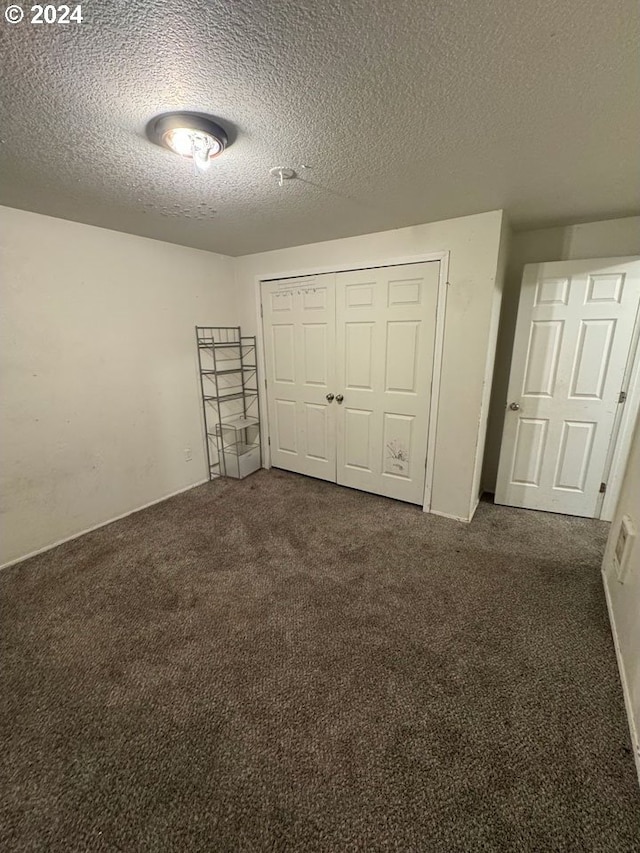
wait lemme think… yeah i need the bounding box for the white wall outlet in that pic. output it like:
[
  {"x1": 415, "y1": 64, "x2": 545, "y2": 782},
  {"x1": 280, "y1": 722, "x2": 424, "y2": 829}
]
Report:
[
  {"x1": 184, "y1": 447, "x2": 192, "y2": 462},
  {"x1": 614, "y1": 514, "x2": 636, "y2": 584}
]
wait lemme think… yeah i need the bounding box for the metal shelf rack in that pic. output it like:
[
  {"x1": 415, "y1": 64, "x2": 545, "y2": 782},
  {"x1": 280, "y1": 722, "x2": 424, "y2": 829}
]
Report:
[{"x1": 195, "y1": 326, "x2": 262, "y2": 480}]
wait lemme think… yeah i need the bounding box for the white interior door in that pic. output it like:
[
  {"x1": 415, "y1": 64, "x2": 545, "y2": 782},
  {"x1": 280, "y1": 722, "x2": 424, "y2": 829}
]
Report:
[
  {"x1": 496, "y1": 258, "x2": 640, "y2": 517},
  {"x1": 262, "y1": 274, "x2": 336, "y2": 481},
  {"x1": 335, "y1": 263, "x2": 438, "y2": 504},
  {"x1": 261, "y1": 262, "x2": 439, "y2": 505}
]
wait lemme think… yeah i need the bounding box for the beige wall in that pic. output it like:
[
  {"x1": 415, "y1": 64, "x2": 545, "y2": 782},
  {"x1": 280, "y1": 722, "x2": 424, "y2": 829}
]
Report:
[
  {"x1": 0, "y1": 206, "x2": 236, "y2": 566},
  {"x1": 483, "y1": 216, "x2": 640, "y2": 492},
  {"x1": 602, "y1": 409, "x2": 640, "y2": 780},
  {"x1": 234, "y1": 210, "x2": 505, "y2": 522}
]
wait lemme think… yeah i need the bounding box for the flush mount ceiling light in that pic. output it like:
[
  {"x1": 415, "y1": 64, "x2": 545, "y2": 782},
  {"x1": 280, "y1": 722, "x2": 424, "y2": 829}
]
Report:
[{"x1": 146, "y1": 112, "x2": 229, "y2": 175}]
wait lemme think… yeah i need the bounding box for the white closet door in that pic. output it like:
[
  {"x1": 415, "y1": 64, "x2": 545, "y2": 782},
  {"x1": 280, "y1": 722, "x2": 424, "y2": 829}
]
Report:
[
  {"x1": 495, "y1": 258, "x2": 640, "y2": 517},
  {"x1": 334, "y1": 263, "x2": 439, "y2": 504},
  {"x1": 262, "y1": 274, "x2": 337, "y2": 481}
]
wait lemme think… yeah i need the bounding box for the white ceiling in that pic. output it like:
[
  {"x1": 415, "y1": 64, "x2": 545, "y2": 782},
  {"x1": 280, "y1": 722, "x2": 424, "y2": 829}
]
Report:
[{"x1": 0, "y1": 0, "x2": 638, "y2": 256}]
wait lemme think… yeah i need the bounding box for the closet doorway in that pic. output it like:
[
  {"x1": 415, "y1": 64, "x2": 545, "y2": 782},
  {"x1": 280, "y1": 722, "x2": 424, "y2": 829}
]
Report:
[{"x1": 261, "y1": 262, "x2": 441, "y2": 505}]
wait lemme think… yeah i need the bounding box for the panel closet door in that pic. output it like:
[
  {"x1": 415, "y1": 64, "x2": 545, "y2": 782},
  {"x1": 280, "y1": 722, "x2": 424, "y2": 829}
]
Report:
[
  {"x1": 262, "y1": 274, "x2": 337, "y2": 481},
  {"x1": 334, "y1": 263, "x2": 439, "y2": 504},
  {"x1": 262, "y1": 262, "x2": 439, "y2": 505}
]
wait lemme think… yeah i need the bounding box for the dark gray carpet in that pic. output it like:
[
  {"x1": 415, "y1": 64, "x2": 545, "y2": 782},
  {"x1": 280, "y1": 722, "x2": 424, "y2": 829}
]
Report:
[{"x1": 1, "y1": 469, "x2": 638, "y2": 852}]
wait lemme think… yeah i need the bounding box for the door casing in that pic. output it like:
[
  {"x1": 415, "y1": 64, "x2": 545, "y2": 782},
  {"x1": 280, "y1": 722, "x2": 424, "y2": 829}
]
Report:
[
  {"x1": 600, "y1": 263, "x2": 640, "y2": 520},
  {"x1": 254, "y1": 252, "x2": 450, "y2": 513}
]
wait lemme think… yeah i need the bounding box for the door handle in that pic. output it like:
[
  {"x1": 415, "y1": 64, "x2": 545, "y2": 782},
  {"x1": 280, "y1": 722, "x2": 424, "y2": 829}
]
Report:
[
  {"x1": 326, "y1": 393, "x2": 335, "y2": 402},
  {"x1": 336, "y1": 394, "x2": 344, "y2": 404},
  {"x1": 509, "y1": 402, "x2": 520, "y2": 411}
]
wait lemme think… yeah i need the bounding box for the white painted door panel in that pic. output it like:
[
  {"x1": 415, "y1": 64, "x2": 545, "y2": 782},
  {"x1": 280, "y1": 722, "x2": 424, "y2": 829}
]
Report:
[
  {"x1": 262, "y1": 275, "x2": 337, "y2": 481},
  {"x1": 335, "y1": 263, "x2": 439, "y2": 504},
  {"x1": 496, "y1": 259, "x2": 640, "y2": 517}
]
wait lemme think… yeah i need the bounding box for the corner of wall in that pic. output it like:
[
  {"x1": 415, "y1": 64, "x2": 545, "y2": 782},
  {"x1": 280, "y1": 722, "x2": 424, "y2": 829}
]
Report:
[{"x1": 469, "y1": 212, "x2": 511, "y2": 513}]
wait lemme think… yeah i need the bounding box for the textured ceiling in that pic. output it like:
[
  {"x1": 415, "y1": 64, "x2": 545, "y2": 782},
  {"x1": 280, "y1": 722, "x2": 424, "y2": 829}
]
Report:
[{"x1": 1, "y1": 0, "x2": 638, "y2": 256}]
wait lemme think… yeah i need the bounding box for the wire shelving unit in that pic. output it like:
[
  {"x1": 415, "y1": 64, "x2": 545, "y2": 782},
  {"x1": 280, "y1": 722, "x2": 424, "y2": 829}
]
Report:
[{"x1": 195, "y1": 326, "x2": 262, "y2": 480}]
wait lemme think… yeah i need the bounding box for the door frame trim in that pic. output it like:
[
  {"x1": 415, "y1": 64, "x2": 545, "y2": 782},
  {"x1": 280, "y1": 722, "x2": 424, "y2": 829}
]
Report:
[
  {"x1": 253, "y1": 252, "x2": 450, "y2": 513},
  {"x1": 599, "y1": 278, "x2": 640, "y2": 519}
]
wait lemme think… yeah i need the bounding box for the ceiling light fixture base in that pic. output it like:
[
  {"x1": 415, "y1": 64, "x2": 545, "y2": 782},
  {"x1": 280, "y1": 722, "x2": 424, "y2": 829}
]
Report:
[{"x1": 269, "y1": 166, "x2": 297, "y2": 186}]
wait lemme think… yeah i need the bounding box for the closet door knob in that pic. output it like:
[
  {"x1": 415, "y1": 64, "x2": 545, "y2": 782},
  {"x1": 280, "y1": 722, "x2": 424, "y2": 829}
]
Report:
[
  {"x1": 509, "y1": 402, "x2": 520, "y2": 411},
  {"x1": 326, "y1": 393, "x2": 335, "y2": 402},
  {"x1": 336, "y1": 394, "x2": 344, "y2": 404}
]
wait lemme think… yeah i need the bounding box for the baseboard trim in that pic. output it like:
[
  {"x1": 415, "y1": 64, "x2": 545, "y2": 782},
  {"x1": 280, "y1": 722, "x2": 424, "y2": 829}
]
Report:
[
  {"x1": 429, "y1": 508, "x2": 473, "y2": 523},
  {"x1": 0, "y1": 478, "x2": 210, "y2": 571},
  {"x1": 602, "y1": 570, "x2": 640, "y2": 786},
  {"x1": 468, "y1": 493, "x2": 481, "y2": 523}
]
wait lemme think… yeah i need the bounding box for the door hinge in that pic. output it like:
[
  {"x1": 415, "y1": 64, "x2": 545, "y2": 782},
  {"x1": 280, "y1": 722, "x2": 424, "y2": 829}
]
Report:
[
  {"x1": 268, "y1": 436, "x2": 271, "y2": 446},
  {"x1": 260, "y1": 303, "x2": 263, "y2": 318},
  {"x1": 619, "y1": 390, "x2": 627, "y2": 404},
  {"x1": 599, "y1": 482, "x2": 607, "y2": 494}
]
